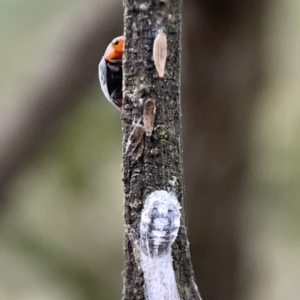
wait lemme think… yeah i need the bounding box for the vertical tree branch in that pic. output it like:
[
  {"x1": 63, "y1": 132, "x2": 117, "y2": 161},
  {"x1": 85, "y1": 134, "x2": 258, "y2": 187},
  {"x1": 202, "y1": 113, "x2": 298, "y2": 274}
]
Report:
[{"x1": 122, "y1": 0, "x2": 201, "y2": 299}]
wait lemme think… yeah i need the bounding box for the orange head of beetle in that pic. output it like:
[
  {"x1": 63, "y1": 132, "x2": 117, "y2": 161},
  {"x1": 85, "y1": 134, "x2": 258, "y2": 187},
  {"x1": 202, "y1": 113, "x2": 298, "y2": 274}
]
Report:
[{"x1": 104, "y1": 36, "x2": 124, "y2": 61}]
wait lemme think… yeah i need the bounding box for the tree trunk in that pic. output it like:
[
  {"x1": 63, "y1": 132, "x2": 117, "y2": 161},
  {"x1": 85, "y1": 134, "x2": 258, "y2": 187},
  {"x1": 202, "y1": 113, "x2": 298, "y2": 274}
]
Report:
[
  {"x1": 182, "y1": 1, "x2": 266, "y2": 299},
  {"x1": 122, "y1": 0, "x2": 201, "y2": 299}
]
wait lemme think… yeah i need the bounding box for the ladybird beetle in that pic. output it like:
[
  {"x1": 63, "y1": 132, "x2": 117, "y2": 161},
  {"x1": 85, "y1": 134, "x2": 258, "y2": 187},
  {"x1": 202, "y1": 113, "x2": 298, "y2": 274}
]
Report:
[{"x1": 98, "y1": 36, "x2": 124, "y2": 109}]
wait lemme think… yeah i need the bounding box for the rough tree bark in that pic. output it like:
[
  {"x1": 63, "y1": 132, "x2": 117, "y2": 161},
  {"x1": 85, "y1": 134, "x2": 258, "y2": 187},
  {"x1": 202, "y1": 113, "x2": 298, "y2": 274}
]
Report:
[{"x1": 122, "y1": 0, "x2": 201, "y2": 299}]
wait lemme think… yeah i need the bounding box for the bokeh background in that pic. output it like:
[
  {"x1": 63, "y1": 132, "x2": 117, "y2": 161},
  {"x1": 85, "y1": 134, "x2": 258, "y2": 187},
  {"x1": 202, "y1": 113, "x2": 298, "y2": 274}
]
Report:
[{"x1": 0, "y1": 0, "x2": 299, "y2": 300}]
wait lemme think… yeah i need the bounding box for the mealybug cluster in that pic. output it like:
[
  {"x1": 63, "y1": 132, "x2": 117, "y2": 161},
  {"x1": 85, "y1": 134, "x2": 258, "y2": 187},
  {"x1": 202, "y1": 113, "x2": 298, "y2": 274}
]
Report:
[{"x1": 140, "y1": 190, "x2": 181, "y2": 257}]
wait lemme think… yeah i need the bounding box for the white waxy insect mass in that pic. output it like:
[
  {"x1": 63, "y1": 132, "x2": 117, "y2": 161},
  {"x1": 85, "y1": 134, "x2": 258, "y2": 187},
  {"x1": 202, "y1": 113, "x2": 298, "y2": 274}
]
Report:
[
  {"x1": 140, "y1": 190, "x2": 181, "y2": 257},
  {"x1": 140, "y1": 190, "x2": 181, "y2": 300}
]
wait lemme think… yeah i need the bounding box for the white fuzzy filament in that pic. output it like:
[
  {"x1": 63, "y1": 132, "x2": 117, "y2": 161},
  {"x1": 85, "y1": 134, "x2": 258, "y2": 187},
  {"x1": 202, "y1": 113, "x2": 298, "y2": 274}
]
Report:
[{"x1": 140, "y1": 190, "x2": 181, "y2": 300}]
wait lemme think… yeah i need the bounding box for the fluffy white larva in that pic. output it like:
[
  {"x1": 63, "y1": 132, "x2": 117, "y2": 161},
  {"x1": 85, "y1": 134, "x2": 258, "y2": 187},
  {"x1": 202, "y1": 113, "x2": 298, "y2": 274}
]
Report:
[{"x1": 140, "y1": 190, "x2": 181, "y2": 300}]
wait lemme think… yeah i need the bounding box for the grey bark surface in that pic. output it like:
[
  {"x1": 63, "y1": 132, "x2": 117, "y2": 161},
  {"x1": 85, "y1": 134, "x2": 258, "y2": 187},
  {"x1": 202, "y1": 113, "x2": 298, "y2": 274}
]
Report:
[{"x1": 122, "y1": 0, "x2": 201, "y2": 299}]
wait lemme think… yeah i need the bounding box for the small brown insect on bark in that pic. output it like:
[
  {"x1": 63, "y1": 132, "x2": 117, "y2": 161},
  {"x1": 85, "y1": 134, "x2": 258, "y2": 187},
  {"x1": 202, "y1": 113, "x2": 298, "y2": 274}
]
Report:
[
  {"x1": 143, "y1": 99, "x2": 156, "y2": 137},
  {"x1": 153, "y1": 30, "x2": 167, "y2": 77},
  {"x1": 131, "y1": 139, "x2": 144, "y2": 160},
  {"x1": 125, "y1": 124, "x2": 145, "y2": 158}
]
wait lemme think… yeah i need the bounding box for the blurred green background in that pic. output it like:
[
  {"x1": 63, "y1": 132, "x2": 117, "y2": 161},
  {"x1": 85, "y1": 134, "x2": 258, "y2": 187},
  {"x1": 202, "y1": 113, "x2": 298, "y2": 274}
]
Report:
[
  {"x1": 0, "y1": 1, "x2": 123, "y2": 299},
  {"x1": 0, "y1": 0, "x2": 299, "y2": 300}
]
